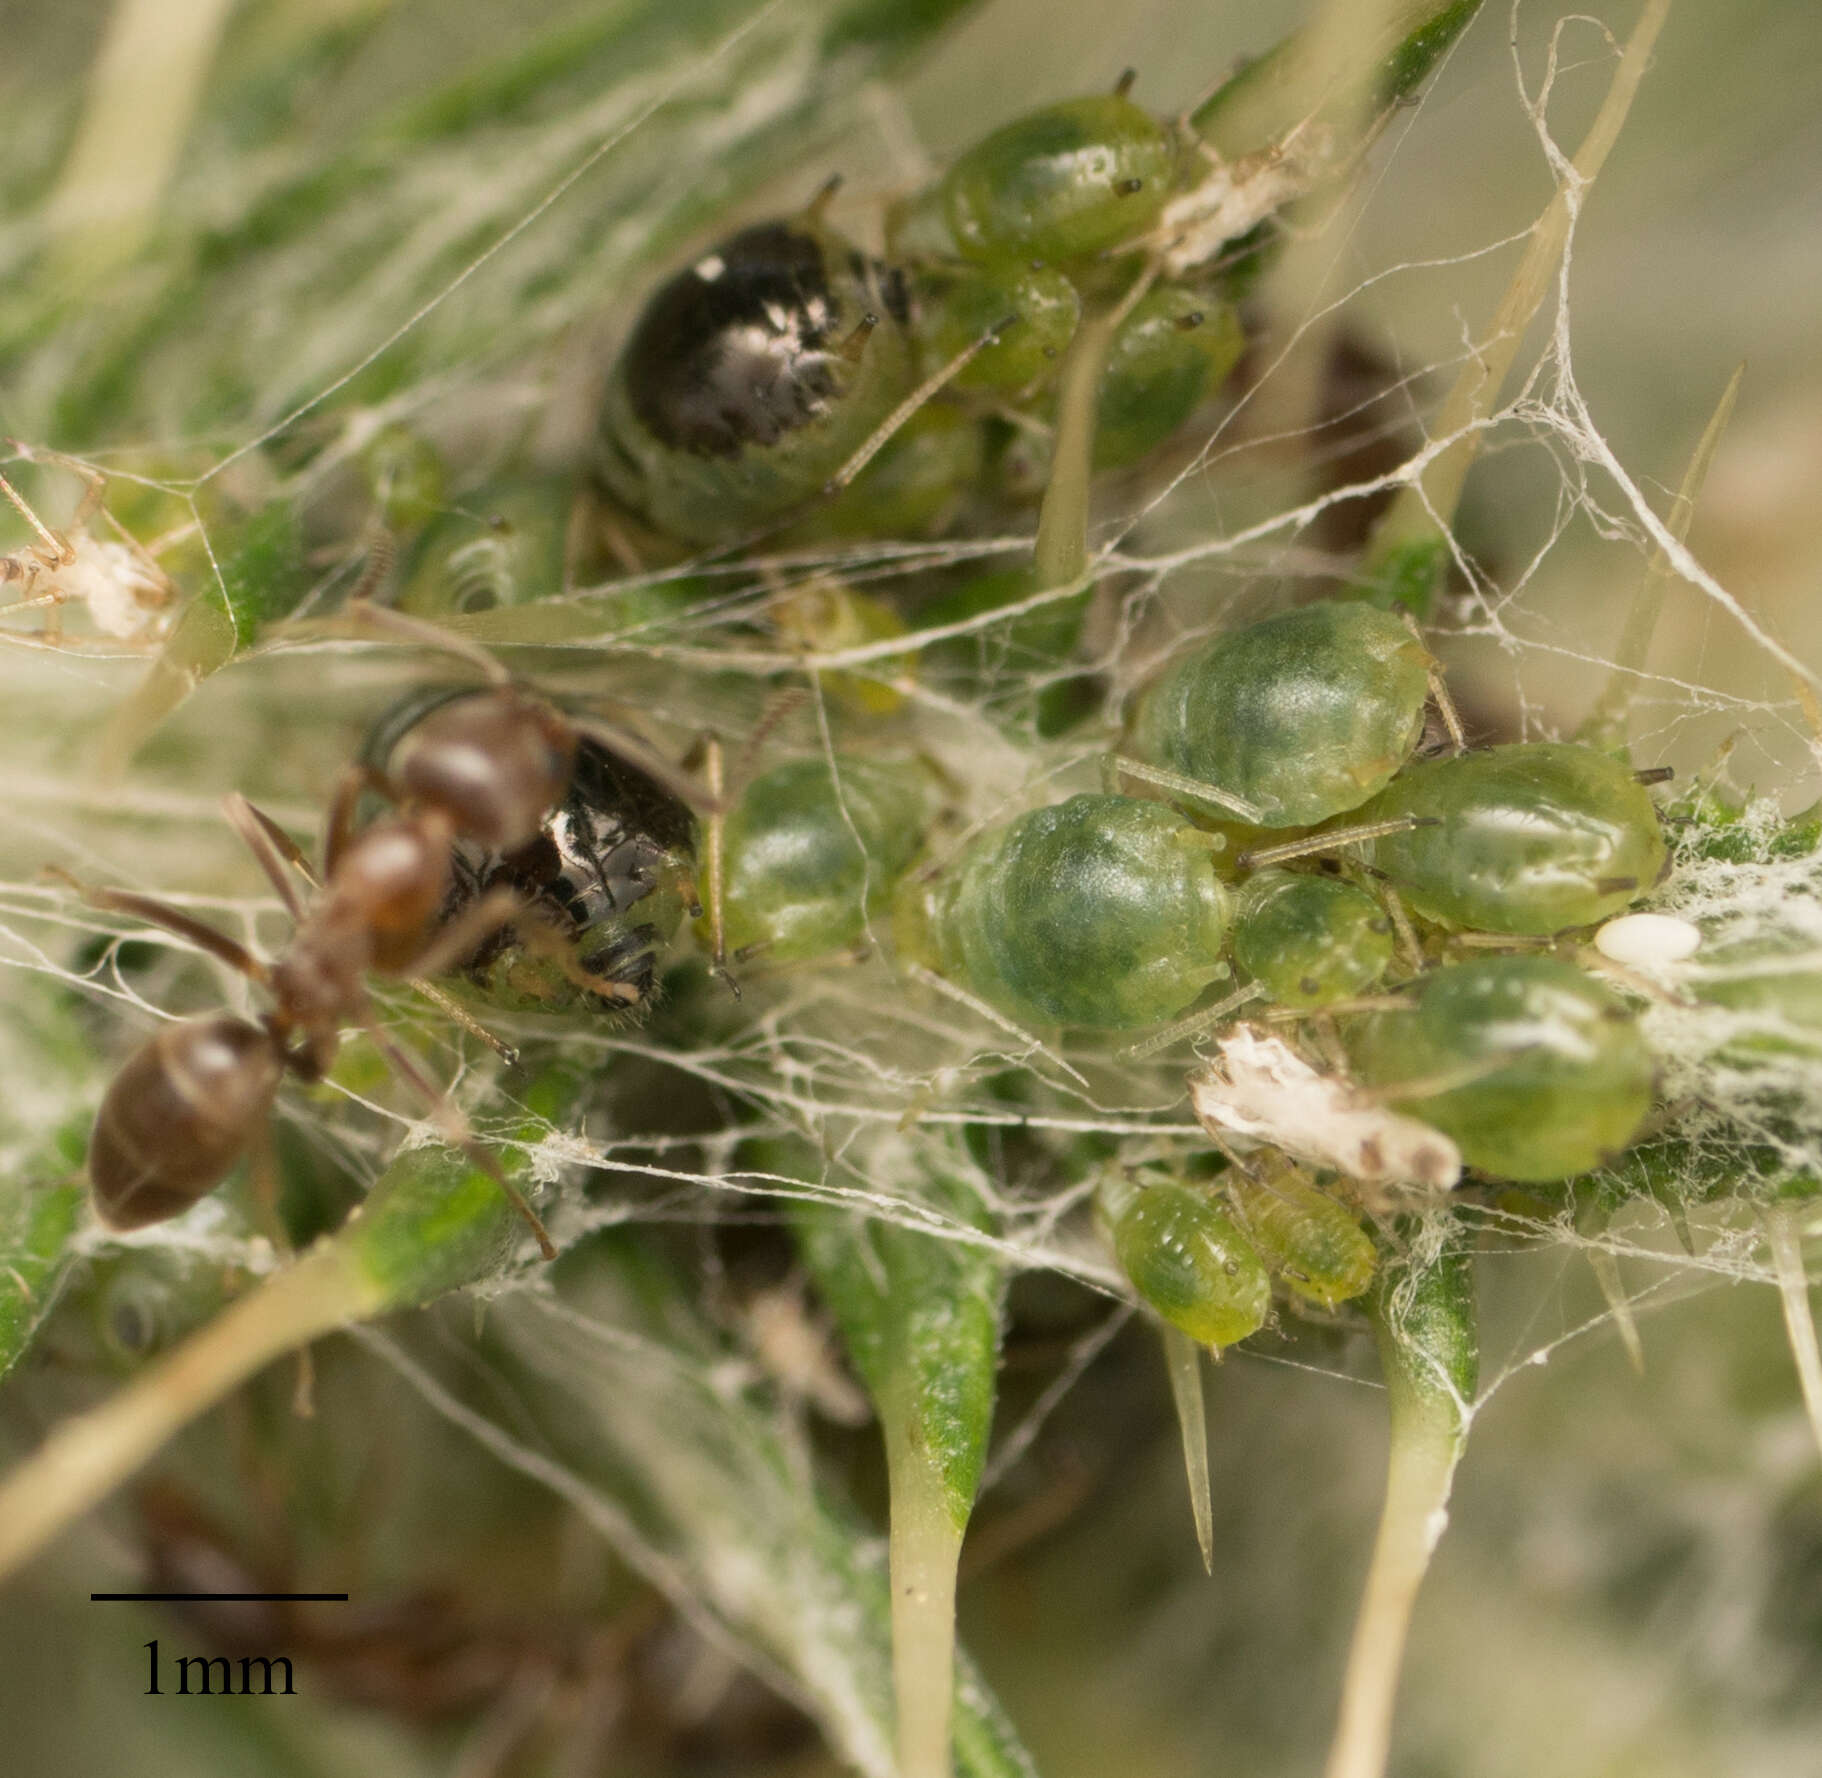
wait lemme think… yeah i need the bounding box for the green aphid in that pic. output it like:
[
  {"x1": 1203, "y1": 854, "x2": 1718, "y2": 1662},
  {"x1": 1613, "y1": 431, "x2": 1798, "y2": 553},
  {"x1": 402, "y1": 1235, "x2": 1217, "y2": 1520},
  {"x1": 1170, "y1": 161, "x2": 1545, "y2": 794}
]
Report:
[
  {"x1": 921, "y1": 792, "x2": 1230, "y2": 1030},
  {"x1": 917, "y1": 260, "x2": 1081, "y2": 394},
  {"x1": 1093, "y1": 285, "x2": 1244, "y2": 469},
  {"x1": 1231, "y1": 869, "x2": 1394, "y2": 1009},
  {"x1": 595, "y1": 219, "x2": 914, "y2": 544},
  {"x1": 1102, "y1": 1174, "x2": 1270, "y2": 1350},
  {"x1": 1359, "y1": 741, "x2": 1668, "y2": 935},
  {"x1": 1127, "y1": 600, "x2": 1432, "y2": 827},
  {"x1": 1346, "y1": 955, "x2": 1655, "y2": 1182},
  {"x1": 1227, "y1": 1167, "x2": 1375, "y2": 1309},
  {"x1": 712, "y1": 758, "x2": 929, "y2": 964},
  {"x1": 941, "y1": 93, "x2": 1175, "y2": 264}
]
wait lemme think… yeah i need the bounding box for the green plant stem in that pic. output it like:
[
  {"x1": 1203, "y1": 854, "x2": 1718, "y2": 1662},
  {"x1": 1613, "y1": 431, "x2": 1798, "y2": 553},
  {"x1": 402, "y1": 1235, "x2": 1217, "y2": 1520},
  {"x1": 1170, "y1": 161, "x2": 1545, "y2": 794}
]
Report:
[
  {"x1": 1032, "y1": 297, "x2": 1131, "y2": 589},
  {"x1": 885, "y1": 1400, "x2": 967, "y2": 1778},
  {"x1": 1323, "y1": 1396, "x2": 1463, "y2": 1778},
  {"x1": 0, "y1": 1243, "x2": 378, "y2": 1582},
  {"x1": 1765, "y1": 1204, "x2": 1822, "y2": 1469}
]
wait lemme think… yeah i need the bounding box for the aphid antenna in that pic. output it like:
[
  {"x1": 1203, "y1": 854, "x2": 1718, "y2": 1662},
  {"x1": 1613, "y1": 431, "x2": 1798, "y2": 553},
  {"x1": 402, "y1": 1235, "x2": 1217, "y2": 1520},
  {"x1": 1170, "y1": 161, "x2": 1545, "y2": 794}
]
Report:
[
  {"x1": 1107, "y1": 753, "x2": 1264, "y2": 825},
  {"x1": 1237, "y1": 815, "x2": 1439, "y2": 871},
  {"x1": 339, "y1": 598, "x2": 511, "y2": 684},
  {"x1": 902, "y1": 963, "x2": 1092, "y2": 1092},
  {"x1": 699, "y1": 733, "x2": 740, "y2": 1001},
  {"x1": 1399, "y1": 609, "x2": 1466, "y2": 753},
  {"x1": 1120, "y1": 982, "x2": 1267, "y2": 1060},
  {"x1": 1573, "y1": 949, "x2": 1695, "y2": 1010},
  {"x1": 1351, "y1": 1049, "x2": 1529, "y2": 1108},
  {"x1": 1376, "y1": 883, "x2": 1424, "y2": 975}
]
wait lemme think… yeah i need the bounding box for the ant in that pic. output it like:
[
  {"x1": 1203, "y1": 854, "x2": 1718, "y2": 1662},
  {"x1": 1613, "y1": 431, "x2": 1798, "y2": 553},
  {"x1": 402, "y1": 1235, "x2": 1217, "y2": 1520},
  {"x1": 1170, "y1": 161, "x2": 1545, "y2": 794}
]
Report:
[{"x1": 66, "y1": 607, "x2": 714, "y2": 1262}]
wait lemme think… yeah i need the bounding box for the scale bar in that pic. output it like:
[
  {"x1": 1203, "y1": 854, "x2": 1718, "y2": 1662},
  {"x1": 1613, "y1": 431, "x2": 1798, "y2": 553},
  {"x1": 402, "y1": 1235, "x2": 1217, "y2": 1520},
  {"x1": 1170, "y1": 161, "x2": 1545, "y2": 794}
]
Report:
[{"x1": 91, "y1": 1592, "x2": 349, "y2": 1603}]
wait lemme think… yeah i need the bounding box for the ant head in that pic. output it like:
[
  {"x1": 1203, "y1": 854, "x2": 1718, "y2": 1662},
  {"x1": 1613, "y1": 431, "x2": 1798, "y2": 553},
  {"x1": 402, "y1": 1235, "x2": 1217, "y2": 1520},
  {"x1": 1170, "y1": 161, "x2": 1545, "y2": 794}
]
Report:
[{"x1": 389, "y1": 687, "x2": 577, "y2": 851}]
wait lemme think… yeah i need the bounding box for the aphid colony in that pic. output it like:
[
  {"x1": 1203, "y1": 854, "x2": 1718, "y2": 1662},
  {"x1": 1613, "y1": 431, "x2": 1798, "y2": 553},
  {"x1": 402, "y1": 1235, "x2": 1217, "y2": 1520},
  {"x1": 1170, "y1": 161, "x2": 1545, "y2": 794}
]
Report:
[{"x1": 66, "y1": 76, "x2": 1670, "y2": 1348}]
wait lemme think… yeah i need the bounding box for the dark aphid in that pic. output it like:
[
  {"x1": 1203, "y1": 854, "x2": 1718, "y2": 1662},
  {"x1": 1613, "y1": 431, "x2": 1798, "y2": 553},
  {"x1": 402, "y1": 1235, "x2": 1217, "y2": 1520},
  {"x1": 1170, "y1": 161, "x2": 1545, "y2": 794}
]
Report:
[
  {"x1": 595, "y1": 219, "x2": 915, "y2": 544},
  {"x1": 366, "y1": 687, "x2": 698, "y2": 1015}
]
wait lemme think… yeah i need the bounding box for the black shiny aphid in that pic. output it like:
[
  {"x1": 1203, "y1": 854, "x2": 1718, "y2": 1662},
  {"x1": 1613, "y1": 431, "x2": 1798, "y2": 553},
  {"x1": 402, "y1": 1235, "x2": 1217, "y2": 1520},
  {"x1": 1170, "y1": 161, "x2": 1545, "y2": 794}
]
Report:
[
  {"x1": 622, "y1": 222, "x2": 909, "y2": 459},
  {"x1": 366, "y1": 689, "x2": 698, "y2": 1013},
  {"x1": 456, "y1": 735, "x2": 698, "y2": 1008}
]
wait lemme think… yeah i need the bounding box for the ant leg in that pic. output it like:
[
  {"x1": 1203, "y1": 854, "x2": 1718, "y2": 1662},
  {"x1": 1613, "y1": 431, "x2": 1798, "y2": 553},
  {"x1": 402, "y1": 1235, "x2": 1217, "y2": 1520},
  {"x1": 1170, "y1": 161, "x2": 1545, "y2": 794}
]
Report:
[
  {"x1": 321, "y1": 763, "x2": 390, "y2": 879},
  {"x1": 49, "y1": 868, "x2": 268, "y2": 982},
  {"x1": 357, "y1": 1016, "x2": 556, "y2": 1262},
  {"x1": 222, "y1": 794, "x2": 311, "y2": 920}
]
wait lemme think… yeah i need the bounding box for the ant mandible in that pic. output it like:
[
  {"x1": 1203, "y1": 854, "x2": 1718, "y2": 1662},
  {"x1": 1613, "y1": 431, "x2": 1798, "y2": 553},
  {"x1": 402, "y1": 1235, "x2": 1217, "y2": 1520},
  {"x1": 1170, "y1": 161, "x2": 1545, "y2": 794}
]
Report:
[{"x1": 67, "y1": 606, "x2": 710, "y2": 1262}]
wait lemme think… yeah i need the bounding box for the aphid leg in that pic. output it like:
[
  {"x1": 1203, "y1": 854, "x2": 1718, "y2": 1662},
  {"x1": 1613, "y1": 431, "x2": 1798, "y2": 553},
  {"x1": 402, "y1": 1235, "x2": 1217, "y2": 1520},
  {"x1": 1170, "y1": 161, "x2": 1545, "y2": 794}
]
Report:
[
  {"x1": 822, "y1": 321, "x2": 1014, "y2": 499},
  {"x1": 1411, "y1": 626, "x2": 1466, "y2": 754},
  {"x1": 1237, "y1": 815, "x2": 1440, "y2": 870},
  {"x1": 0, "y1": 469, "x2": 74, "y2": 567},
  {"x1": 48, "y1": 867, "x2": 269, "y2": 982},
  {"x1": 405, "y1": 980, "x2": 520, "y2": 1066},
  {"x1": 1378, "y1": 884, "x2": 1424, "y2": 975},
  {"x1": 1120, "y1": 982, "x2": 1266, "y2": 1060},
  {"x1": 702, "y1": 733, "x2": 733, "y2": 988},
  {"x1": 222, "y1": 794, "x2": 311, "y2": 920},
  {"x1": 1108, "y1": 754, "x2": 1264, "y2": 824},
  {"x1": 1353, "y1": 1048, "x2": 1525, "y2": 1107},
  {"x1": 357, "y1": 1016, "x2": 556, "y2": 1262}
]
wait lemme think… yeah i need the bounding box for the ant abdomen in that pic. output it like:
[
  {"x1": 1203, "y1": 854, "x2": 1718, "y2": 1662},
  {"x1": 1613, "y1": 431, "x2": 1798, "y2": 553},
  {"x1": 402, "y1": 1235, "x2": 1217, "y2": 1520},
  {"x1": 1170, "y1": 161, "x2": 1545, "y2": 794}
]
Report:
[{"x1": 89, "y1": 1017, "x2": 284, "y2": 1231}]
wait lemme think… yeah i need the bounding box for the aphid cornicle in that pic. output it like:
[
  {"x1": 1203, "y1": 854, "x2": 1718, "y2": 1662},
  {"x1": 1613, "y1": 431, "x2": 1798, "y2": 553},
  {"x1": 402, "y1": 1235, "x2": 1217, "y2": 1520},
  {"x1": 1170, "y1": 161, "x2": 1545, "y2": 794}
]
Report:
[
  {"x1": 1126, "y1": 601, "x2": 1433, "y2": 828},
  {"x1": 1346, "y1": 954, "x2": 1655, "y2": 1183},
  {"x1": 365, "y1": 688, "x2": 698, "y2": 1014},
  {"x1": 913, "y1": 792, "x2": 1230, "y2": 1030},
  {"x1": 1230, "y1": 869, "x2": 1394, "y2": 1010},
  {"x1": 1354, "y1": 740, "x2": 1669, "y2": 935},
  {"x1": 594, "y1": 218, "x2": 915, "y2": 544},
  {"x1": 82, "y1": 678, "x2": 591, "y2": 1254},
  {"x1": 711, "y1": 757, "x2": 927, "y2": 964}
]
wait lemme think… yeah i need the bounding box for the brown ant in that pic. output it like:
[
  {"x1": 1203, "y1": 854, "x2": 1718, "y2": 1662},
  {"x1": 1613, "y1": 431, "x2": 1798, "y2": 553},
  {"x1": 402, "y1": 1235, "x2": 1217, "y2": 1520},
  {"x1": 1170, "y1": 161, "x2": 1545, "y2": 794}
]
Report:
[{"x1": 65, "y1": 606, "x2": 713, "y2": 1262}]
